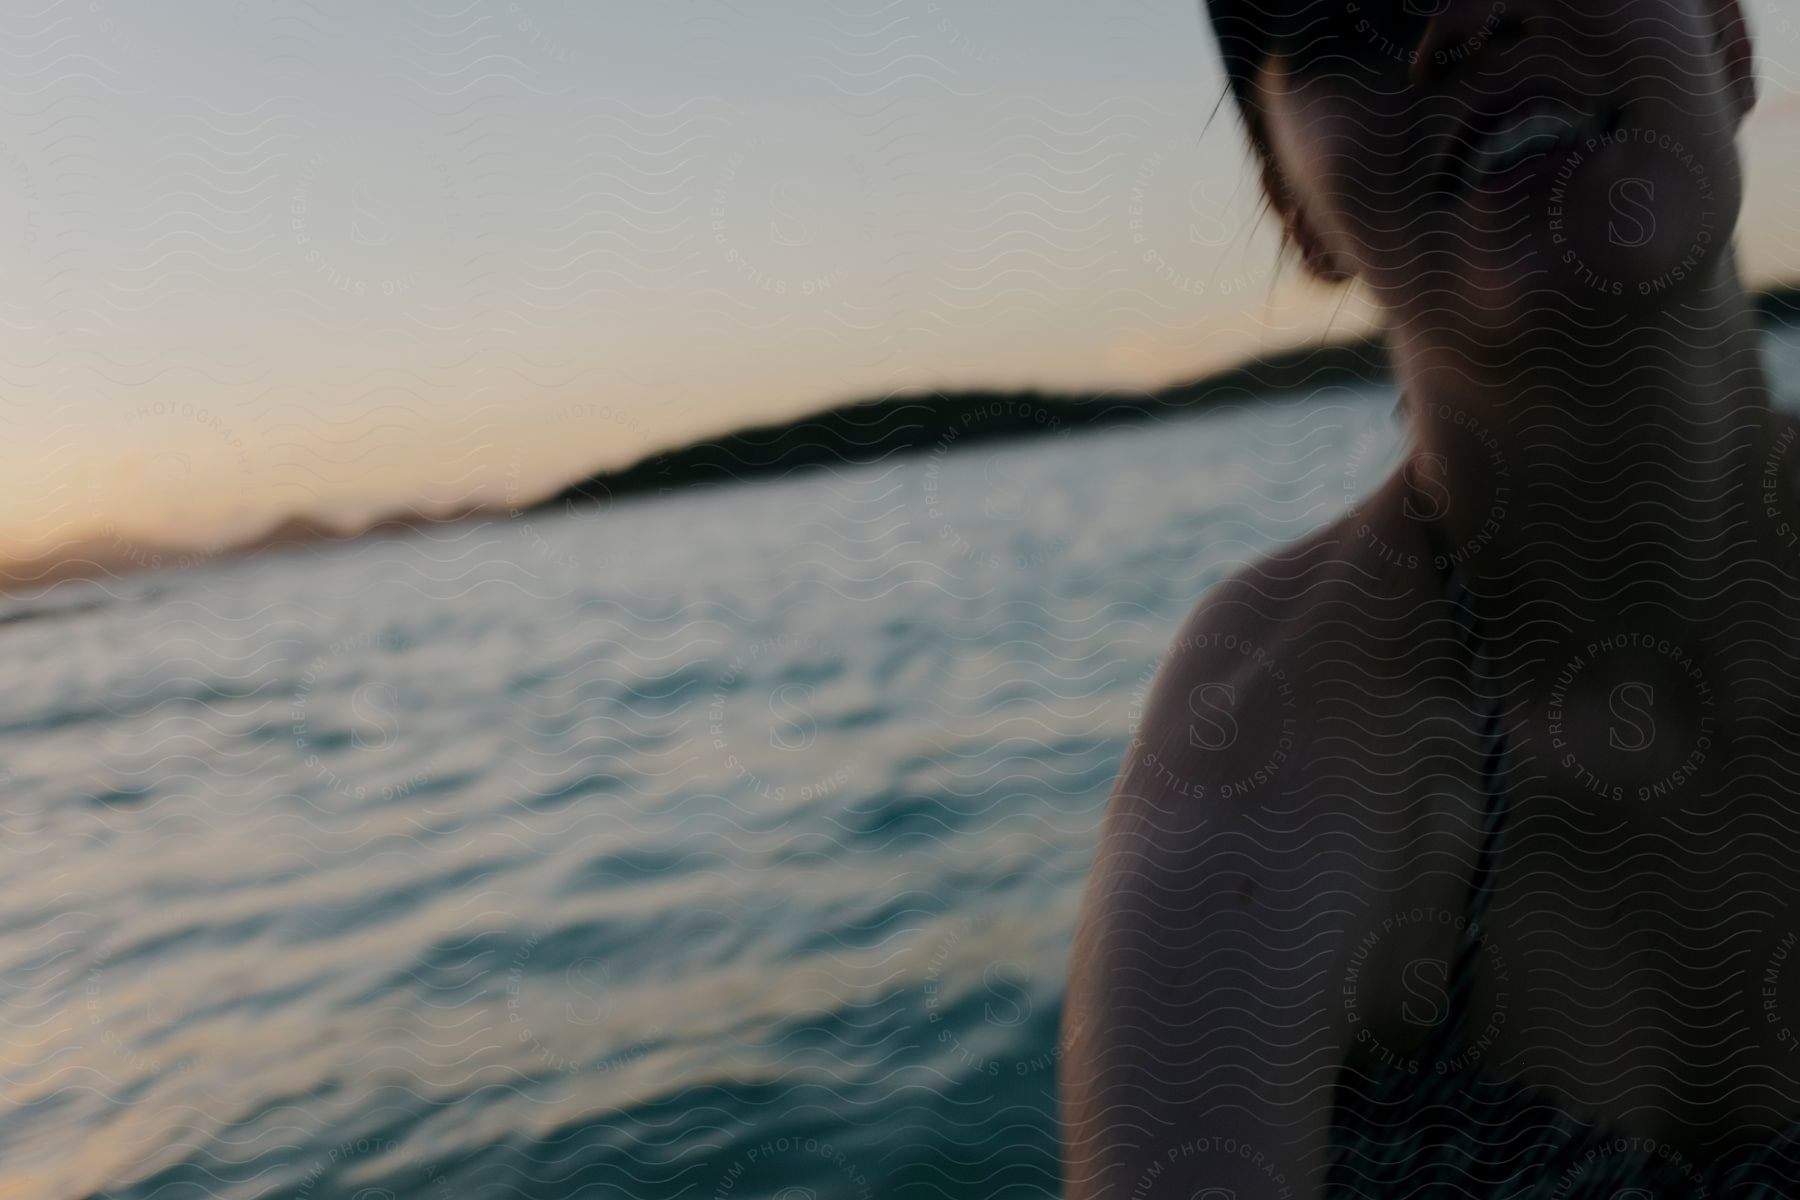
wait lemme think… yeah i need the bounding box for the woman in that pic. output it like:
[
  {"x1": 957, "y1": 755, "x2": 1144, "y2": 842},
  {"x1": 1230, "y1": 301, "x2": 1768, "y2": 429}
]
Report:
[{"x1": 1062, "y1": 0, "x2": 1800, "y2": 1195}]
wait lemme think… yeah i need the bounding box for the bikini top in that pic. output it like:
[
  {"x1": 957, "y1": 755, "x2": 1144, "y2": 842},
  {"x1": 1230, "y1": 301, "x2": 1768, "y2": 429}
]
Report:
[
  {"x1": 1325, "y1": 509, "x2": 1800, "y2": 1197},
  {"x1": 1434, "y1": 533, "x2": 1510, "y2": 1056}
]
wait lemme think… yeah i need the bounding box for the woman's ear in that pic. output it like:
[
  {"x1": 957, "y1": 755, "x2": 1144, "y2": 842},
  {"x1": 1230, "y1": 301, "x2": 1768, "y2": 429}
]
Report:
[
  {"x1": 1286, "y1": 206, "x2": 1353, "y2": 285},
  {"x1": 1709, "y1": 0, "x2": 1757, "y2": 124},
  {"x1": 1249, "y1": 70, "x2": 1352, "y2": 287}
]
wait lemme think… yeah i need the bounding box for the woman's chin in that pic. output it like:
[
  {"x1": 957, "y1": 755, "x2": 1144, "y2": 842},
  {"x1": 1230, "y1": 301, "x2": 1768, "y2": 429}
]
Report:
[
  {"x1": 1499, "y1": 134, "x2": 1733, "y2": 315},
  {"x1": 1397, "y1": 131, "x2": 1737, "y2": 340},
  {"x1": 1402, "y1": 224, "x2": 1734, "y2": 350},
  {"x1": 1553, "y1": 223, "x2": 1727, "y2": 304}
]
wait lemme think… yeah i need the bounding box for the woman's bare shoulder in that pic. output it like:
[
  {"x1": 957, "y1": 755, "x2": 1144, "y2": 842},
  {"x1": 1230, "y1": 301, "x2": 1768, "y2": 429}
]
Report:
[
  {"x1": 1091, "y1": 481, "x2": 1457, "y2": 899},
  {"x1": 1146, "y1": 488, "x2": 1442, "y2": 751},
  {"x1": 1061, "y1": 497, "x2": 1457, "y2": 1200}
]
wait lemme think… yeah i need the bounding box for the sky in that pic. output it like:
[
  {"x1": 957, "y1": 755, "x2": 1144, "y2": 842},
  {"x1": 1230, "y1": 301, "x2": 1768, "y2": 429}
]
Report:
[{"x1": 8, "y1": 0, "x2": 1800, "y2": 563}]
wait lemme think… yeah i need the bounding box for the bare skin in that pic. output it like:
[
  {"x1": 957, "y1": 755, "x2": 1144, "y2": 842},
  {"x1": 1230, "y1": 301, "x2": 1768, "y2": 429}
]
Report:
[{"x1": 1062, "y1": 0, "x2": 1800, "y2": 1195}]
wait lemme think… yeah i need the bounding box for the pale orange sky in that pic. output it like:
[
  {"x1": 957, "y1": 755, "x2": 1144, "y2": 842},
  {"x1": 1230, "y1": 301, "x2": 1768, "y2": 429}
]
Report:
[{"x1": 8, "y1": 0, "x2": 1800, "y2": 562}]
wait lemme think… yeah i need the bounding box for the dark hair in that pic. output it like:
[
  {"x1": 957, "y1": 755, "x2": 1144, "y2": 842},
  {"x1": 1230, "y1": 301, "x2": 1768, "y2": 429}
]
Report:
[
  {"x1": 1203, "y1": 0, "x2": 1268, "y2": 130},
  {"x1": 1202, "y1": 0, "x2": 1290, "y2": 219}
]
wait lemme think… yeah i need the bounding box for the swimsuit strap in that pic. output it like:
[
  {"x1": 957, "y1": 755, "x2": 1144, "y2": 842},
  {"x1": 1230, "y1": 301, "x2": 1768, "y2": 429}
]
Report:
[{"x1": 1418, "y1": 496, "x2": 1513, "y2": 1054}]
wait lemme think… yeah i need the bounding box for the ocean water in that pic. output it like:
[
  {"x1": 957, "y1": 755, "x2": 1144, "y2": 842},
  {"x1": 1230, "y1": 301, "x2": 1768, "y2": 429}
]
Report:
[{"x1": 6, "y1": 327, "x2": 1800, "y2": 1199}]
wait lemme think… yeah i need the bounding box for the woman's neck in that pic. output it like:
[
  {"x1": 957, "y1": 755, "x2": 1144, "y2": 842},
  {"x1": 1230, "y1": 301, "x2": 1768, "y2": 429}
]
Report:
[{"x1": 1391, "y1": 264, "x2": 1776, "y2": 628}]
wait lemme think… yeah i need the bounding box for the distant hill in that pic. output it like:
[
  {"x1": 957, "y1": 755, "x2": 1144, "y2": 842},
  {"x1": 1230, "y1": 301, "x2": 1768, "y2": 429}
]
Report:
[
  {"x1": 538, "y1": 335, "x2": 1393, "y2": 513},
  {"x1": 539, "y1": 277, "x2": 1800, "y2": 515},
  {"x1": 1763, "y1": 283, "x2": 1800, "y2": 324},
  {"x1": 0, "y1": 507, "x2": 476, "y2": 593}
]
